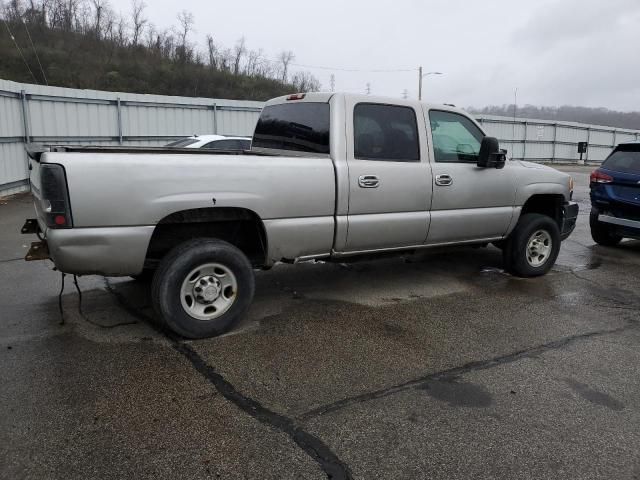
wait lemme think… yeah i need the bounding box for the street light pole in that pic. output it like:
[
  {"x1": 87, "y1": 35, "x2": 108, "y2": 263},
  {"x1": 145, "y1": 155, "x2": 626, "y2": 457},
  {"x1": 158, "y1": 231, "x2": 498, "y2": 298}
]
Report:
[{"x1": 418, "y1": 67, "x2": 443, "y2": 101}]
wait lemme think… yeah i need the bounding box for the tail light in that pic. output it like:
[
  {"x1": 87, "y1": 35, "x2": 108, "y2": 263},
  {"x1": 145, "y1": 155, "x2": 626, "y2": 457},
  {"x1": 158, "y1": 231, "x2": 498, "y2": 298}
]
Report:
[
  {"x1": 286, "y1": 93, "x2": 306, "y2": 101},
  {"x1": 40, "y1": 164, "x2": 73, "y2": 228},
  {"x1": 590, "y1": 169, "x2": 613, "y2": 185}
]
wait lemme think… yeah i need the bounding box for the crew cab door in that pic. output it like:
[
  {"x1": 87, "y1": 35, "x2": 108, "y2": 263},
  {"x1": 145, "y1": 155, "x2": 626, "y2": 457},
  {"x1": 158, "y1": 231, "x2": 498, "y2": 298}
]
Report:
[
  {"x1": 343, "y1": 100, "x2": 432, "y2": 251},
  {"x1": 425, "y1": 109, "x2": 515, "y2": 244}
]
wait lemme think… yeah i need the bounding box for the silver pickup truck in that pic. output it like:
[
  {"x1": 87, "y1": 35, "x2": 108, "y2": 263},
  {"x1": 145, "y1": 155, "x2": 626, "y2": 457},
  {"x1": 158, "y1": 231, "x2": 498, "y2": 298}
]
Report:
[{"x1": 23, "y1": 92, "x2": 578, "y2": 338}]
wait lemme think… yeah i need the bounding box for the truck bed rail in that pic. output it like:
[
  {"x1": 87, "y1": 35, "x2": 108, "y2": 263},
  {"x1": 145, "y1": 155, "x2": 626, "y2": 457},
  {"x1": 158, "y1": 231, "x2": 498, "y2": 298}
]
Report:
[{"x1": 25, "y1": 143, "x2": 275, "y2": 161}]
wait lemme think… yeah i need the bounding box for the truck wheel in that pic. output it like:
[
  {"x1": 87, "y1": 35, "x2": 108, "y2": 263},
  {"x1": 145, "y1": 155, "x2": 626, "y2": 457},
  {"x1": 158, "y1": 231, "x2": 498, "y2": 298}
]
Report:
[
  {"x1": 151, "y1": 239, "x2": 255, "y2": 339},
  {"x1": 590, "y1": 211, "x2": 622, "y2": 246},
  {"x1": 503, "y1": 213, "x2": 560, "y2": 277}
]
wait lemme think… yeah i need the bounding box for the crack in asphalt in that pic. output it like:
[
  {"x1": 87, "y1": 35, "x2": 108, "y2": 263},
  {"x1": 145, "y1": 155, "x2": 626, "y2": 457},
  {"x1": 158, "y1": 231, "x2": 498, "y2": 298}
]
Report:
[
  {"x1": 298, "y1": 321, "x2": 638, "y2": 421},
  {"x1": 0, "y1": 257, "x2": 24, "y2": 264},
  {"x1": 103, "y1": 278, "x2": 353, "y2": 480},
  {"x1": 102, "y1": 267, "x2": 640, "y2": 477}
]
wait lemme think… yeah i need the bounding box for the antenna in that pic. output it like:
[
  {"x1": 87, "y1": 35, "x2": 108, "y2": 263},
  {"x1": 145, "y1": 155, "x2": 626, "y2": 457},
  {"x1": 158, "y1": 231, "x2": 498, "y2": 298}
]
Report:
[
  {"x1": 402, "y1": 89, "x2": 408, "y2": 99},
  {"x1": 366, "y1": 83, "x2": 371, "y2": 95},
  {"x1": 330, "y1": 74, "x2": 335, "y2": 92},
  {"x1": 21, "y1": 17, "x2": 48, "y2": 85},
  {"x1": 2, "y1": 18, "x2": 38, "y2": 84}
]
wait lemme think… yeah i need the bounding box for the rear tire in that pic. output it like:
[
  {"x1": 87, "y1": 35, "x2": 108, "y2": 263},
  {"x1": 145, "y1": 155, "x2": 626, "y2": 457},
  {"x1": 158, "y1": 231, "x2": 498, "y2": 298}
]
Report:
[
  {"x1": 151, "y1": 238, "x2": 255, "y2": 339},
  {"x1": 590, "y1": 211, "x2": 622, "y2": 246},
  {"x1": 503, "y1": 213, "x2": 561, "y2": 277}
]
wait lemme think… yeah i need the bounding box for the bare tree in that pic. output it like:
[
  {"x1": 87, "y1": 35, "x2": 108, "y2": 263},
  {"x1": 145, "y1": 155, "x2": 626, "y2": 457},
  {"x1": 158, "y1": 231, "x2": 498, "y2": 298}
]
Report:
[
  {"x1": 206, "y1": 34, "x2": 218, "y2": 70},
  {"x1": 176, "y1": 9, "x2": 193, "y2": 48},
  {"x1": 292, "y1": 71, "x2": 321, "y2": 92},
  {"x1": 114, "y1": 15, "x2": 128, "y2": 46},
  {"x1": 232, "y1": 36, "x2": 245, "y2": 75},
  {"x1": 89, "y1": 0, "x2": 109, "y2": 38},
  {"x1": 278, "y1": 50, "x2": 294, "y2": 83},
  {"x1": 130, "y1": 0, "x2": 146, "y2": 45}
]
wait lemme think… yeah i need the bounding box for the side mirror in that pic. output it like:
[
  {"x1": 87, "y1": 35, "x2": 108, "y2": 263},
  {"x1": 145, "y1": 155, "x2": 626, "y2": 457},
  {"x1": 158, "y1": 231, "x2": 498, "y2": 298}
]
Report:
[{"x1": 477, "y1": 136, "x2": 506, "y2": 169}]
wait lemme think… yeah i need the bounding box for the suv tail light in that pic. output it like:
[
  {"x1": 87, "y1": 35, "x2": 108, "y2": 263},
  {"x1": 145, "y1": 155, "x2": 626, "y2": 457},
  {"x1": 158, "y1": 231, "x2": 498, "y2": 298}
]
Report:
[
  {"x1": 40, "y1": 164, "x2": 73, "y2": 228},
  {"x1": 590, "y1": 169, "x2": 613, "y2": 185}
]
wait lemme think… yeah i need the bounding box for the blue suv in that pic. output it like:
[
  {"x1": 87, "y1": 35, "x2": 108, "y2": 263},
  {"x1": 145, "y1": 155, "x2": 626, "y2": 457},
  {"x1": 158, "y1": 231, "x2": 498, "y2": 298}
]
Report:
[{"x1": 590, "y1": 141, "x2": 640, "y2": 245}]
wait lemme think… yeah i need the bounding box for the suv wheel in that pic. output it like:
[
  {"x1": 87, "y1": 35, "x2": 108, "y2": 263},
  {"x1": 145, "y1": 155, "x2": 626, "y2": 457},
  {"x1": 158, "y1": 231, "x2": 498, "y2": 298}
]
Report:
[
  {"x1": 590, "y1": 211, "x2": 622, "y2": 246},
  {"x1": 503, "y1": 213, "x2": 561, "y2": 277},
  {"x1": 151, "y1": 239, "x2": 255, "y2": 339}
]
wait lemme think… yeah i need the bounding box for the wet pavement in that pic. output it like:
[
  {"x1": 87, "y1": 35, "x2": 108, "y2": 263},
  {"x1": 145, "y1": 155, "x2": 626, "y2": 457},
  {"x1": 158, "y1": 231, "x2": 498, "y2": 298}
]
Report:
[{"x1": 1, "y1": 165, "x2": 639, "y2": 479}]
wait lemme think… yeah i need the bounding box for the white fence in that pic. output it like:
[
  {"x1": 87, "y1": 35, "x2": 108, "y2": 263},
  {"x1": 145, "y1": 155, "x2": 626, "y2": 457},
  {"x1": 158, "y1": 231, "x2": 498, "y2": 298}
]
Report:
[
  {"x1": 2, "y1": 79, "x2": 640, "y2": 196},
  {"x1": 477, "y1": 115, "x2": 640, "y2": 164},
  {"x1": 0, "y1": 79, "x2": 263, "y2": 196}
]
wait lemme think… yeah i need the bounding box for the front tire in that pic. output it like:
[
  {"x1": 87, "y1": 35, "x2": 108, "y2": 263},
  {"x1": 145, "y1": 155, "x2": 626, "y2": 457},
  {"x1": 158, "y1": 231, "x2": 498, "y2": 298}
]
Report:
[
  {"x1": 590, "y1": 211, "x2": 622, "y2": 246},
  {"x1": 503, "y1": 213, "x2": 561, "y2": 277},
  {"x1": 151, "y1": 239, "x2": 255, "y2": 339}
]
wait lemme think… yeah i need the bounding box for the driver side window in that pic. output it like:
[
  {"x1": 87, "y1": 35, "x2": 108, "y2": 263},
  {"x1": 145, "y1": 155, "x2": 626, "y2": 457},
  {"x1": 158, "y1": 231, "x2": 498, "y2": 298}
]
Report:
[{"x1": 429, "y1": 110, "x2": 484, "y2": 163}]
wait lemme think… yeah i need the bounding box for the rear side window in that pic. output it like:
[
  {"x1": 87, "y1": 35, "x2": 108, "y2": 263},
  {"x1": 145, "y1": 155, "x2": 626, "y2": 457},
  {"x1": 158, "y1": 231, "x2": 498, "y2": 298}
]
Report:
[
  {"x1": 354, "y1": 104, "x2": 420, "y2": 161},
  {"x1": 603, "y1": 148, "x2": 640, "y2": 174},
  {"x1": 252, "y1": 103, "x2": 330, "y2": 154}
]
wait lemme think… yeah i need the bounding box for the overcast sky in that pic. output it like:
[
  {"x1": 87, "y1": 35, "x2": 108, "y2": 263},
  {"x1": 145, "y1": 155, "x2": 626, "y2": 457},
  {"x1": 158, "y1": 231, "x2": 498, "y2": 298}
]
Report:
[{"x1": 110, "y1": 0, "x2": 640, "y2": 110}]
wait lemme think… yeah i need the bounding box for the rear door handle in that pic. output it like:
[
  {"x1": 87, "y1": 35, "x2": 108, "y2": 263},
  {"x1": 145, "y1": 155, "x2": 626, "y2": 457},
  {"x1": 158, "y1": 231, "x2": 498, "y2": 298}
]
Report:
[
  {"x1": 435, "y1": 174, "x2": 453, "y2": 186},
  {"x1": 358, "y1": 175, "x2": 380, "y2": 188}
]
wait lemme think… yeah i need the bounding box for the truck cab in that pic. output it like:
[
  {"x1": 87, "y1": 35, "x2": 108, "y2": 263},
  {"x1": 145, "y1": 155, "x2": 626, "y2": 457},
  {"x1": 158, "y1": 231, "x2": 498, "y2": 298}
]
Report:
[{"x1": 252, "y1": 93, "x2": 574, "y2": 254}]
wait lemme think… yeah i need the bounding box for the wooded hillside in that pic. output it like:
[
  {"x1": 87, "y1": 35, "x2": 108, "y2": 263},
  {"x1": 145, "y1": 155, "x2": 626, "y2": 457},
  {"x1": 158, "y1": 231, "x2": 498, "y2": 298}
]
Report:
[{"x1": 0, "y1": 0, "x2": 320, "y2": 100}]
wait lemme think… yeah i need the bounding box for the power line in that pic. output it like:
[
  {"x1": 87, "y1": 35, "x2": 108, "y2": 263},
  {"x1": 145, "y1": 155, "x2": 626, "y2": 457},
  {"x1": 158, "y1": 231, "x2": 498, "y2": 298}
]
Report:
[
  {"x1": 2, "y1": 18, "x2": 38, "y2": 84},
  {"x1": 21, "y1": 17, "x2": 48, "y2": 85},
  {"x1": 290, "y1": 62, "x2": 415, "y2": 73},
  {"x1": 261, "y1": 56, "x2": 415, "y2": 73}
]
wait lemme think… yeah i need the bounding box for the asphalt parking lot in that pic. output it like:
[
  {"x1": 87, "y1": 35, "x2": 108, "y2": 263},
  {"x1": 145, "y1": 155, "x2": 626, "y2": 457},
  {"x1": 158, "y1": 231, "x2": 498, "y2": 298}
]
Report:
[{"x1": 1, "y1": 165, "x2": 639, "y2": 479}]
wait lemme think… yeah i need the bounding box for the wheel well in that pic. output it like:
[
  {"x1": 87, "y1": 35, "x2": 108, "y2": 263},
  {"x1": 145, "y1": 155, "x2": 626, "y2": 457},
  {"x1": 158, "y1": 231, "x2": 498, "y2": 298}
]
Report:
[
  {"x1": 521, "y1": 194, "x2": 564, "y2": 227},
  {"x1": 144, "y1": 208, "x2": 267, "y2": 269}
]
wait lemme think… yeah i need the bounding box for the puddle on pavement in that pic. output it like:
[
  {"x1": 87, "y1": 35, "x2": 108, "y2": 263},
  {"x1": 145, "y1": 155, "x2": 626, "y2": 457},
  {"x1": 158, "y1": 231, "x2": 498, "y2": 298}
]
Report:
[
  {"x1": 564, "y1": 379, "x2": 625, "y2": 411},
  {"x1": 417, "y1": 378, "x2": 493, "y2": 408}
]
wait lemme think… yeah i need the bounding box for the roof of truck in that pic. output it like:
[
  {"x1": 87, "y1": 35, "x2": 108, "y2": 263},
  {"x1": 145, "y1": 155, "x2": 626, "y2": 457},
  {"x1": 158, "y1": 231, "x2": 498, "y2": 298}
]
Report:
[{"x1": 265, "y1": 92, "x2": 468, "y2": 115}]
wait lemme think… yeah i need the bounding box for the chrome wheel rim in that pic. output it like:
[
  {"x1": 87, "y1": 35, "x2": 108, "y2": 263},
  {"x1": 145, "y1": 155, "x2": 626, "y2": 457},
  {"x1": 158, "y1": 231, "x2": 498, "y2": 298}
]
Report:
[
  {"x1": 180, "y1": 263, "x2": 238, "y2": 320},
  {"x1": 526, "y1": 230, "x2": 552, "y2": 267}
]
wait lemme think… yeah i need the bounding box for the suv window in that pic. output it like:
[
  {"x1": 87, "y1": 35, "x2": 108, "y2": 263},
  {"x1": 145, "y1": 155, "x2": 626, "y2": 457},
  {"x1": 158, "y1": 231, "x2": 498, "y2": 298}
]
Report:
[
  {"x1": 603, "y1": 148, "x2": 640, "y2": 174},
  {"x1": 354, "y1": 103, "x2": 420, "y2": 161},
  {"x1": 252, "y1": 103, "x2": 330, "y2": 154},
  {"x1": 429, "y1": 111, "x2": 484, "y2": 163}
]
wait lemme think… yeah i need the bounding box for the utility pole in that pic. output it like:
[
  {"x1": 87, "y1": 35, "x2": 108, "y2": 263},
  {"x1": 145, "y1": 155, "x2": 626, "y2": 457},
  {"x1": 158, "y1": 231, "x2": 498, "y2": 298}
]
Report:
[
  {"x1": 513, "y1": 88, "x2": 518, "y2": 144},
  {"x1": 330, "y1": 74, "x2": 335, "y2": 92},
  {"x1": 418, "y1": 67, "x2": 443, "y2": 101},
  {"x1": 366, "y1": 83, "x2": 371, "y2": 95}
]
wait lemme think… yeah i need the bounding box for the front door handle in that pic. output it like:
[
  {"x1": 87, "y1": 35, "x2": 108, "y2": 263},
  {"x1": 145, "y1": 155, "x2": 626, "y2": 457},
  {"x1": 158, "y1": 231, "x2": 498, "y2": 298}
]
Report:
[
  {"x1": 435, "y1": 174, "x2": 453, "y2": 186},
  {"x1": 358, "y1": 175, "x2": 380, "y2": 188}
]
